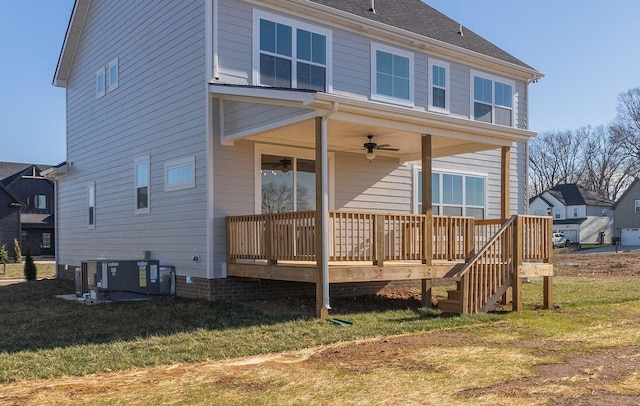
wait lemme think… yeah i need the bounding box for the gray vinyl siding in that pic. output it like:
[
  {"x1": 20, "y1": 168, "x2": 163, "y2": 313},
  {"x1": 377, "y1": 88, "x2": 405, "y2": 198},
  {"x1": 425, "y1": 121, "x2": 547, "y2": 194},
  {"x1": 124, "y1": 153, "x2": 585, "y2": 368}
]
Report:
[
  {"x1": 58, "y1": 0, "x2": 208, "y2": 277},
  {"x1": 216, "y1": 1, "x2": 528, "y2": 128},
  {"x1": 615, "y1": 181, "x2": 640, "y2": 231},
  {"x1": 334, "y1": 154, "x2": 412, "y2": 213},
  {"x1": 223, "y1": 101, "x2": 314, "y2": 136}
]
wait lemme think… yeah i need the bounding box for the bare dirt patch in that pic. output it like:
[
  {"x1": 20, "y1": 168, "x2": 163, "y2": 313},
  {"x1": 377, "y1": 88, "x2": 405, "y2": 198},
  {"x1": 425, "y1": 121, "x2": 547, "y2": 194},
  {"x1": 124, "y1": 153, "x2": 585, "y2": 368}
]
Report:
[{"x1": 554, "y1": 250, "x2": 640, "y2": 278}]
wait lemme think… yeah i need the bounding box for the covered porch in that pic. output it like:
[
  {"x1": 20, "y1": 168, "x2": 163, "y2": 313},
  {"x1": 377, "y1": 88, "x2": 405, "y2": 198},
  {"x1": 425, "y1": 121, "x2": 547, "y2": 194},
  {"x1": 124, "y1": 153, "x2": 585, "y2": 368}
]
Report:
[{"x1": 211, "y1": 85, "x2": 553, "y2": 318}]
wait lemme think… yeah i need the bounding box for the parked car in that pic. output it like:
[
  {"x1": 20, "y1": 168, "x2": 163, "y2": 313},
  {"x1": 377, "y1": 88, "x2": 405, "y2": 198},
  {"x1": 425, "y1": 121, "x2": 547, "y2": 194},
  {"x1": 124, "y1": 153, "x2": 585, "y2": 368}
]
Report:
[{"x1": 552, "y1": 232, "x2": 570, "y2": 248}]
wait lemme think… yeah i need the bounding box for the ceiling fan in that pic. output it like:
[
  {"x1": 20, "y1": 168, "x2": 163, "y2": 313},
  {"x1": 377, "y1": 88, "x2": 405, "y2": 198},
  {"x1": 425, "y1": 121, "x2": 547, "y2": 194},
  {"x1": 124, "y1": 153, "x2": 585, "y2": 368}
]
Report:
[
  {"x1": 363, "y1": 135, "x2": 399, "y2": 160},
  {"x1": 269, "y1": 157, "x2": 292, "y2": 172}
]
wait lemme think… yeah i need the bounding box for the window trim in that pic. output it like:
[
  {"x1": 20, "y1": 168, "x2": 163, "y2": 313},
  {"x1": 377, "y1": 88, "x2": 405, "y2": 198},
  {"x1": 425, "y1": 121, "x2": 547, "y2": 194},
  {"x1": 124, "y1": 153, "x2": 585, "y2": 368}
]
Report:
[
  {"x1": 413, "y1": 165, "x2": 487, "y2": 218},
  {"x1": 135, "y1": 156, "x2": 150, "y2": 214},
  {"x1": 42, "y1": 232, "x2": 51, "y2": 249},
  {"x1": 107, "y1": 57, "x2": 119, "y2": 92},
  {"x1": 254, "y1": 144, "x2": 334, "y2": 214},
  {"x1": 371, "y1": 42, "x2": 414, "y2": 107},
  {"x1": 96, "y1": 67, "x2": 105, "y2": 98},
  {"x1": 252, "y1": 10, "x2": 333, "y2": 92},
  {"x1": 88, "y1": 181, "x2": 95, "y2": 229},
  {"x1": 470, "y1": 70, "x2": 516, "y2": 127},
  {"x1": 164, "y1": 156, "x2": 196, "y2": 192},
  {"x1": 635, "y1": 199, "x2": 640, "y2": 214},
  {"x1": 428, "y1": 58, "x2": 450, "y2": 114}
]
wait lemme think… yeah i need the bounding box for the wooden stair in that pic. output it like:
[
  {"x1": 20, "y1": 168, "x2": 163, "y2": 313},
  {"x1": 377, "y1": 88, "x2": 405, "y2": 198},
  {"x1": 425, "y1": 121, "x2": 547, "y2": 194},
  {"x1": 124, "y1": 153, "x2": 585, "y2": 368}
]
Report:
[{"x1": 437, "y1": 282, "x2": 462, "y2": 314}]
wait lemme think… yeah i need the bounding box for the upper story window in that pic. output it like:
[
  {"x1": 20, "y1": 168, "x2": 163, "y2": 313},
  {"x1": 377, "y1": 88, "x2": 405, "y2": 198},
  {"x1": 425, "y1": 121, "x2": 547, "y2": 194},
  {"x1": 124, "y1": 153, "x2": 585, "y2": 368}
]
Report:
[
  {"x1": 107, "y1": 58, "x2": 119, "y2": 92},
  {"x1": 135, "y1": 156, "x2": 150, "y2": 214},
  {"x1": 471, "y1": 70, "x2": 515, "y2": 126},
  {"x1": 35, "y1": 195, "x2": 46, "y2": 210},
  {"x1": 635, "y1": 199, "x2": 640, "y2": 214},
  {"x1": 96, "y1": 67, "x2": 105, "y2": 98},
  {"x1": 371, "y1": 43, "x2": 414, "y2": 106},
  {"x1": 428, "y1": 59, "x2": 450, "y2": 113},
  {"x1": 254, "y1": 11, "x2": 331, "y2": 92}
]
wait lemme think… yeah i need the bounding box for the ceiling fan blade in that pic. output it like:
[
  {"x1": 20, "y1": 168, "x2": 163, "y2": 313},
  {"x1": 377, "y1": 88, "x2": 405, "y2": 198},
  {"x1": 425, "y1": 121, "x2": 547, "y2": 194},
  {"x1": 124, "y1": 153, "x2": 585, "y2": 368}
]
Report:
[{"x1": 377, "y1": 147, "x2": 400, "y2": 151}]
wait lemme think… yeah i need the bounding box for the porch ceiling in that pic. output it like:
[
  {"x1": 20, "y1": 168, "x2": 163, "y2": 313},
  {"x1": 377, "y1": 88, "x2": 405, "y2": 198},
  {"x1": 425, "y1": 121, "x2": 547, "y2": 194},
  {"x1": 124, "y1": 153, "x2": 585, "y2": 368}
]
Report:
[{"x1": 211, "y1": 84, "x2": 536, "y2": 161}]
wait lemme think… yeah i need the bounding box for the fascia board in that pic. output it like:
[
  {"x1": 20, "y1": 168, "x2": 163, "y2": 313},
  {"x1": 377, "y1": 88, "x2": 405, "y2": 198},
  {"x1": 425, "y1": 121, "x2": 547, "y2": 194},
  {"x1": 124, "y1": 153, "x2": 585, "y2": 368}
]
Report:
[{"x1": 246, "y1": 0, "x2": 543, "y2": 82}]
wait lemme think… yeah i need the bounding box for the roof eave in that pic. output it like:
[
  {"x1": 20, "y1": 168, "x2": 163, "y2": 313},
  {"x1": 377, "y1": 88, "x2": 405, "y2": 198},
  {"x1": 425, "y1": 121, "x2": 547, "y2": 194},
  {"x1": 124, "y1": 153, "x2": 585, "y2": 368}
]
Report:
[
  {"x1": 53, "y1": 0, "x2": 91, "y2": 88},
  {"x1": 247, "y1": 0, "x2": 543, "y2": 81}
]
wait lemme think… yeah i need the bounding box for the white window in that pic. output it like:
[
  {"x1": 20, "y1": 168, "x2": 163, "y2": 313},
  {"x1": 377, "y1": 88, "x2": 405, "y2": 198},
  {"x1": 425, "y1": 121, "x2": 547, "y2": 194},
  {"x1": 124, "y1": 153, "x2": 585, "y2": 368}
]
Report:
[
  {"x1": 35, "y1": 195, "x2": 46, "y2": 210},
  {"x1": 255, "y1": 144, "x2": 334, "y2": 214},
  {"x1": 554, "y1": 209, "x2": 561, "y2": 219},
  {"x1": 428, "y1": 59, "x2": 450, "y2": 113},
  {"x1": 635, "y1": 199, "x2": 640, "y2": 214},
  {"x1": 135, "y1": 156, "x2": 150, "y2": 214},
  {"x1": 253, "y1": 11, "x2": 331, "y2": 92},
  {"x1": 96, "y1": 67, "x2": 105, "y2": 98},
  {"x1": 165, "y1": 156, "x2": 195, "y2": 192},
  {"x1": 471, "y1": 70, "x2": 515, "y2": 126},
  {"x1": 415, "y1": 168, "x2": 486, "y2": 219},
  {"x1": 371, "y1": 43, "x2": 414, "y2": 106},
  {"x1": 107, "y1": 58, "x2": 119, "y2": 92},
  {"x1": 88, "y1": 182, "x2": 95, "y2": 229},
  {"x1": 42, "y1": 233, "x2": 51, "y2": 249},
  {"x1": 573, "y1": 207, "x2": 579, "y2": 217}
]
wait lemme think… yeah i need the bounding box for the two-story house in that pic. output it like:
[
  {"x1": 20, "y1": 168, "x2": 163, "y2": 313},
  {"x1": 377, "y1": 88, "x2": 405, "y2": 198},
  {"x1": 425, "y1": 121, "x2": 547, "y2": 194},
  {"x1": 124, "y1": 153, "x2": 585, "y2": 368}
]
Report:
[
  {"x1": 529, "y1": 183, "x2": 614, "y2": 244},
  {"x1": 613, "y1": 178, "x2": 640, "y2": 245},
  {"x1": 50, "y1": 0, "x2": 551, "y2": 317},
  {"x1": 0, "y1": 162, "x2": 55, "y2": 257}
]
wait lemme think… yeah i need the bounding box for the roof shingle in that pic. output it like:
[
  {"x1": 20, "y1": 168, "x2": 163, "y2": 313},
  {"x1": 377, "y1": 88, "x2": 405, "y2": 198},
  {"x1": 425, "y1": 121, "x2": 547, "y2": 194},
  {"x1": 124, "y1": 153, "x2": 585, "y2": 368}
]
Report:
[{"x1": 307, "y1": 0, "x2": 535, "y2": 70}]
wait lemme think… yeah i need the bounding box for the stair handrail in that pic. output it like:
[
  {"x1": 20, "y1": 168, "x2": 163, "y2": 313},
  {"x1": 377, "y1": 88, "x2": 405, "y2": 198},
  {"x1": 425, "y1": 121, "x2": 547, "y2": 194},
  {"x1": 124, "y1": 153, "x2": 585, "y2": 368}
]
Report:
[
  {"x1": 457, "y1": 215, "x2": 517, "y2": 315},
  {"x1": 457, "y1": 215, "x2": 517, "y2": 278}
]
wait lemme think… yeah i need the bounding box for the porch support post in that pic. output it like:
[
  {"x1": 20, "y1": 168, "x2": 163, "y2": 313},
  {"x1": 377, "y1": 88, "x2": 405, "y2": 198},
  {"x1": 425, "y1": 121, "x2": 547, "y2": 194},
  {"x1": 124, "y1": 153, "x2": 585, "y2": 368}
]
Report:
[
  {"x1": 315, "y1": 116, "x2": 330, "y2": 319},
  {"x1": 501, "y1": 146, "x2": 510, "y2": 219},
  {"x1": 501, "y1": 145, "x2": 511, "y2": 306},
  {"x1": 421, "y1": 134, "x2": 433, "y2": 307}
]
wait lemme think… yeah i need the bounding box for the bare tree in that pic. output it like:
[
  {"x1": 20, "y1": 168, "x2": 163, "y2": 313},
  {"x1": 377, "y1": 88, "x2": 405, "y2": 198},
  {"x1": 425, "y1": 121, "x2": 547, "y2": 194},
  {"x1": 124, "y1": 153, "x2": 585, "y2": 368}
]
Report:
[
  {"x1": 528, "y1": 129, "x2": 583, "y2": 196},
  {"x1": 611, "y1": 87, "x2": 640, "y2": 162},
  {"x1": 579, "y1": 126, "x2": 636, "y2": 200}
]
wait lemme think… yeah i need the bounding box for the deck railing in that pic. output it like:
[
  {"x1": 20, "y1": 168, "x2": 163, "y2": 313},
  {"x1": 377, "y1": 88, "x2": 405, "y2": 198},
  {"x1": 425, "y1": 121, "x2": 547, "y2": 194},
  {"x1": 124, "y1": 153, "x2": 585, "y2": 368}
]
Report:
[
  {"x1": 227, "y1": 211, "x2": 475, "y2": 264},
  {"x1": 226, "y1": 211, "x2": 552, "y2": 266}
]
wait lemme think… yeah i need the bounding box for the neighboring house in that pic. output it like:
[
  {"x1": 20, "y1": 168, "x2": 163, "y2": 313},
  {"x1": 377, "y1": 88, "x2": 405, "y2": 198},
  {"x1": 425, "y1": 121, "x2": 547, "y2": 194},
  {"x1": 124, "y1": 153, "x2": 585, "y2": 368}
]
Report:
[
  {"x1": 613, "y1": 178, "x2": 640, "y2": 245},
  {"x1": 529, "y1": 184, "x2": 614, "y2": 244},
  {"x1": 50, "y1": 0, "x2": 551, "y2": 316},
  {"x1": 0, "y1": 183, "x2": 21, "y2": 258},
  {"x1": 0, "y1": 162, "x2": 55, "y2": 256}
]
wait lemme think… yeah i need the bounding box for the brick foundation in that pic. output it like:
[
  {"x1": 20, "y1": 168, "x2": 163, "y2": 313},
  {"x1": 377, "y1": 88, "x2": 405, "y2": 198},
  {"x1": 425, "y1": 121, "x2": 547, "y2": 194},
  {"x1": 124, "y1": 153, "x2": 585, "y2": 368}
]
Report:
[{"x1": 57, "y1": 263, "x2": 447, "y2": 303}]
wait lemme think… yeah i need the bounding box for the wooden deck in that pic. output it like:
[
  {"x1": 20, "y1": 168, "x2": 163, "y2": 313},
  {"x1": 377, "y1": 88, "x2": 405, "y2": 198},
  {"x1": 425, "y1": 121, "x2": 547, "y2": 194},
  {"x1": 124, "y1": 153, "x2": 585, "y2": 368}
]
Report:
[{"x1": 226, "y1": 212, "x2": 553, "y2": 286}]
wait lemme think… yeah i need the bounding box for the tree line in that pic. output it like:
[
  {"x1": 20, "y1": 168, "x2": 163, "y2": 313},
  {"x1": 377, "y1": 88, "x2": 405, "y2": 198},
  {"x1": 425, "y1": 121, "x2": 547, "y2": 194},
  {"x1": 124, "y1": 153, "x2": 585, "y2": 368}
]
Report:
[{"x1": 529, "y1": 87, "x2": 640, "y2": 201}]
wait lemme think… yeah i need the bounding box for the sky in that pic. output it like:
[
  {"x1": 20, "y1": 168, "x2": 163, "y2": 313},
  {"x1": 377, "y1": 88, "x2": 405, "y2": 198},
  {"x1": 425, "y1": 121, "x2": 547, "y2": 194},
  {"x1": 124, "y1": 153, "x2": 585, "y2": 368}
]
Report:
[{"x1": 1, "y1": 1, "x2": 639, "y2": 165}]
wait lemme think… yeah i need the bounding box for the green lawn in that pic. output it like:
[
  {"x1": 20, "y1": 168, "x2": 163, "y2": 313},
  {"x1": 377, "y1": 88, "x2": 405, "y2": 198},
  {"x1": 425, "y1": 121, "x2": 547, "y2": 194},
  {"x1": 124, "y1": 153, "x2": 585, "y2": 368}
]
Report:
[{"x1": 1, "y1": 276, "x2": 639, "y2": 384}]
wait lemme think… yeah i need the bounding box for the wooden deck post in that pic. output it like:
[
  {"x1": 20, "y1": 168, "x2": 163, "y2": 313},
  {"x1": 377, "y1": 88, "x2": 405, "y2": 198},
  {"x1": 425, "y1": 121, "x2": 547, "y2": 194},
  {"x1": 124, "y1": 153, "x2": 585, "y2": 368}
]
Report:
[
  {"x1": 512, "y1": 215, "x2": 523, "y2": 311},
  {"x1": 315, "y1": 116, "x2": 330, "y2": 319},
  {"x1": 501, "y1": 146, "x2": 511, "y2": 306},
  {"x1": 421, "y1": 134, "x2": 433, "y2": 307},
  {"x1": 374, "y1": 215, "x2": 385, "y2": 267},
  {"x1": 543, "y1": 216, "x2": 554, "y2": 309}
]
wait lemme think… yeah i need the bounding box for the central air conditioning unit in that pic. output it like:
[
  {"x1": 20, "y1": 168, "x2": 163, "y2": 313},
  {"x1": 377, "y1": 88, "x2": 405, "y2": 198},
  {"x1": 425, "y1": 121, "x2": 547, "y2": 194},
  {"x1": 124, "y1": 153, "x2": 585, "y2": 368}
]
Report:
[{"x1": 75, "y1": 260, "x2": 176, "y2": 303}]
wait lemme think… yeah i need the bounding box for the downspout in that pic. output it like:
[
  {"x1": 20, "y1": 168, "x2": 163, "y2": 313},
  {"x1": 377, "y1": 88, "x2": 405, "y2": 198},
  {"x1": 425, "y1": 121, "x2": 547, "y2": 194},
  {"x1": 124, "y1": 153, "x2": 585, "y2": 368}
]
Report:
[
  {"x1": 213, "y1": 0, "x2": 219, "y2": 80},
  {"x1": 319, "y1": 102, "x2": 339, "y2": 312}
]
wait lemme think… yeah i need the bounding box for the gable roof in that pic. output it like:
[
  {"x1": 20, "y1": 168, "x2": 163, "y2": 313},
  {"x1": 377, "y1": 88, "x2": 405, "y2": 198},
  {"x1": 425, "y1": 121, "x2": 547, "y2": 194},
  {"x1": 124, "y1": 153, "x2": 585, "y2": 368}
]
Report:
[
  {"x1": 0, "y1": 182, "x2": 21, "y2": 207},
  {"x1": 0, "y1": 163, "x2": 53, "y2": 187},
  {"x1": 54, "y1": 0, "x2": 542, "y2": 87},
  {"x1": 529, "y1": 194, "x2": 553, "y2": 207},
  {"x1": 546, "y1": 184, "x2": 614, "y2": 207},
  {"x1": 308, "y1": 0, "x2": 534, "y2": 70},
  {"x1": 614, "y1": 177, "x2": 640, "y2": 208}
]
